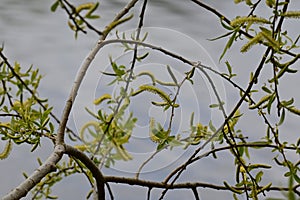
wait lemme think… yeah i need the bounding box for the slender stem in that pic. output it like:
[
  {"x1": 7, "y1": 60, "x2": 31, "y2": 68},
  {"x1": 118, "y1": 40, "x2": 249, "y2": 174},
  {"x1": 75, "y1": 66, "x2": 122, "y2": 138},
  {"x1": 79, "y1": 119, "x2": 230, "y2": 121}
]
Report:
[{"x1": 65, "y1": 145, "x2": 105, "y2": 200}]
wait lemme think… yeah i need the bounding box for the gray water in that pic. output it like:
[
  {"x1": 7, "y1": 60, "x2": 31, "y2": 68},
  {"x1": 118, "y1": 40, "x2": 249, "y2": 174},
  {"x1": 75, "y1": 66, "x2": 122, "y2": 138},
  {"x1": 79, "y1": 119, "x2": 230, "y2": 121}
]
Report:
[{"x1": 0, "y1": 0, "x2": 299, "y2": 199}]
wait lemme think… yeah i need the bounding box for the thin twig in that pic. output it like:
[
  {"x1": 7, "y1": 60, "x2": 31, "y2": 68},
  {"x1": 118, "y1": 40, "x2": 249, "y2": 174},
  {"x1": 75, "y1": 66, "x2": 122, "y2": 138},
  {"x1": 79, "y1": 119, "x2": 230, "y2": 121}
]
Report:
[
  {"x1": 192, "y1": 187, "x2": 200, "y2": 200},
  {"x1": 105, "y1": 182, "x2": 114, "y2": 200},
  {"x1": 147, "y1": 187, "x2": 152, "y2": 200}
]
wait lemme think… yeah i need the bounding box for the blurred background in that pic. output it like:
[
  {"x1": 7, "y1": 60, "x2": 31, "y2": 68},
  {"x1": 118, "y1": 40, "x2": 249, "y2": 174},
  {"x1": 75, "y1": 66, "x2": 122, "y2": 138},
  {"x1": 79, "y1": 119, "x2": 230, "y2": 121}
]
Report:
[{"x1": 0, "y1": 0, "x2": 299, "y2": 199}]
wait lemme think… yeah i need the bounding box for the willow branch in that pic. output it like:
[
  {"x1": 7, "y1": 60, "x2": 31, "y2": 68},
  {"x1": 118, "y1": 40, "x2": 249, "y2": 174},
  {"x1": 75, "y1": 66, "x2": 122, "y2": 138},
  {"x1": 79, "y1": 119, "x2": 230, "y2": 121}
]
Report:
[
  {"x1": 65, "y1": 145, "x2": 105, "y2": 200},
  {"x1": 189, "y1": 0, "x2": 298, "y2": 58},
  {"x1": 61, "y1": 0, "x2": 103, "y2": 35},
  {"x1": 0, "y1": 49, "x2": 79, "y2": 142},
  {"x1": 56, "y1": 0, "x2": 139, "y2": 145},
  {"x1": 104, "y1": 176, "x2": 296, "y2": 194},
  {"x1": 2, "y1": 145, "x2": 65, "y2": 200},
  {"x1": 92, "y1": 0, "x2": 146, "y2": 158}
]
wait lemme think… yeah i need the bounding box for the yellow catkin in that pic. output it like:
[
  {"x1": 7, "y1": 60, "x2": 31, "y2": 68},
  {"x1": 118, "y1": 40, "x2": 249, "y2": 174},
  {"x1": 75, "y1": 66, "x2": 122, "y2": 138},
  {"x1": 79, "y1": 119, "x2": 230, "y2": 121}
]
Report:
[
  {"x1": 94, "y1": 94, "x2": 111, "y2": 105},
  {"x1": 76, "y1": 3, "x2": 94, "y2": 13},
  {"x1": 241, "y1": 33, "x2": 264, "y2": 53},
  {"x1": 286, "y1": 106, "x2": 300, "y2": 115},
  {"x1": 0, "y1": 140, "x2": 12, "y2": 160},
  {"x1": 149, "y1": 118, "x2": 160, "y2": 143},
  {"x1": 282, "y1": 11, "x2": 300, "y2": 19},
  {"x1": 231, "y1": 16, "x2": 270, "y2": 27},
  {"x1": 134, "y1": 85, "x2": 173, "y2": 106}
]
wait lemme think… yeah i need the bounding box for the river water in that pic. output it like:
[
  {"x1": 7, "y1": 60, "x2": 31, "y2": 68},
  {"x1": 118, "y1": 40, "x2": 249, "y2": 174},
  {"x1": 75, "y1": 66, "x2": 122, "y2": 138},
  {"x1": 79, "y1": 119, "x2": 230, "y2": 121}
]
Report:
[{"x1": 0, "y1": 0, "x2": 299, "y2": 199}]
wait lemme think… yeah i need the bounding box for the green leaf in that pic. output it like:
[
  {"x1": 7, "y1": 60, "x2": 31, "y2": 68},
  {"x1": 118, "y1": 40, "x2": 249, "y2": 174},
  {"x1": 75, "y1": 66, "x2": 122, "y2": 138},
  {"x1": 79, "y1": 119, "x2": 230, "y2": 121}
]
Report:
[
  {"x1": 46, "y1": 193, "x2": 58, "y2": 199},
  {"x1": 167, "y1": 65, "x2": 178, "y2": 86},
  {"x1": 225, "y1": 61, "x2": 232, "y2": 74},
  {"x1": 262, "y1": 85, "x2": 272, "y2": 94},
  {"x1": 219, "y1": 31, "x2": 237, "y2": 61},
  {"x1": 31, "y1": 142, "x2": 40, "y2": 152},
  {"x1": 278, "y1": 108, "x2": 285, "y2": 126},
  {"x1": 267, "y1": 94, "x2": 276, "y2": 114},
  {"x1": 168, "y1": 138, "x2": 183, "y2": 147},
  {"x1": 190, "y1": 112, "x2": 195, "y2": 127},
  {"x1": 208, "y1": 31, "x2": 234, "y2": 41},
  {"x1": 281, "y1": 98, "x2": 294, "y2": 107},
  {"x1": 255, "y1": 171, "x2": 264, "y2": 182},
  {"x1": 265, "y1": 0, "x2": 275, "y2": 8},
  {"x1": 209, "y1": 120, "x2": 217, "y2": 132},
  {"x1": 85, "y1": 2, "x2": 100, "y2": 19},
  {"x1": 50, "y1": 1, "x2": 60, "y2": 12},
  {"x1": 209, "y1": 103, "x2": 219, "y2": 108},
  {"x1": 249, "y1": 94, "x2": 273, "y2": 109},
  {"x1": 293, "y1": 173, "x2": 300, "y2": 184},
  {"x1": 136, "y1": 52, "x2": 149, "y2": 61}
]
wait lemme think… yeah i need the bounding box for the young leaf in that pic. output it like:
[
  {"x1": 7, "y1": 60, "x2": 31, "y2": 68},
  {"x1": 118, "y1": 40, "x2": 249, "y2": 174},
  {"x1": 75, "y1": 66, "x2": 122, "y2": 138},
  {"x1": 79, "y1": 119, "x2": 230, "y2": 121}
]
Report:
[
  {"x1": 167, "y1": 65, "x2": 178, "y2": 86},
  {"x1": 85, "y1": 2, "x2": 100, "y2": 19},
  {"x1": 219, "y1": 31, "x2": 237, "y2": 61},
  {"x1": 261, "y1": 85, "x2": 272, "y2": 94},
  {"x1": 249, "y1": 94, "x2": 273, "y2": 109},
  {"x1": 265, "y1": 0, "x2": 275, "y2": 8},
  {"x1": 208, "y1": 31, "x2": 234, "y2": 41},
  {"x1": 50, "y1": 1, "x2": 60, "y2": 12},
  {"x1": 278, "y1": 108, "x2": 285, "y2": 126}
]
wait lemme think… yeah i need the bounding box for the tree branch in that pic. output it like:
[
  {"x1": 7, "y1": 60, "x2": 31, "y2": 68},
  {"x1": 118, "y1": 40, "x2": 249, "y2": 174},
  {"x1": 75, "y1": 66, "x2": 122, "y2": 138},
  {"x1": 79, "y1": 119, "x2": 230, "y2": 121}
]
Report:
[
  {"x1": 104, "y1": 176, "x2": 295, "y2": 194},
  {"x1": 65, "y1": 145, "x2": 105, "y2": 200},
  {"x1": 56, "y1": 0, "x2": 139, "y2": 145},
  {"x1": 190, "y1": 0, "x2": 298, "y2": 58},
  {"x1": 2, "y1": 145, "x2": 65, "y2": 200}
]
